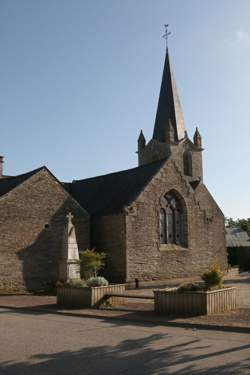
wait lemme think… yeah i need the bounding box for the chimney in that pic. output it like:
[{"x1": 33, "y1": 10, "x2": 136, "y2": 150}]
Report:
[{"x1": 0, "y1": 156, "x2": 4, "y2": 178}]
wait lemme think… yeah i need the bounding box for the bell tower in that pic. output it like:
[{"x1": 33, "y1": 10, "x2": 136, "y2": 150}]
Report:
[
  {"x1": 137, "y1": 27, "x2": 186, "y2": 166},
  {"x1": 137, "y1": 27, "x2": 204, "y2": 183}
]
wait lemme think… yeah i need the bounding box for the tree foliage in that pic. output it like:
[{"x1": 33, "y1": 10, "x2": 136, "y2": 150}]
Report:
[
  {"x1": 225, "y1": 217, "x2": 250, "y2": 236},
  {"x1": 79, "y1": 249, "x2": 106, "y2": 279}
]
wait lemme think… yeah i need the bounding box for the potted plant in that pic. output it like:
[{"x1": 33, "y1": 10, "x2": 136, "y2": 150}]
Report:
[
  {"x1": 57, "y1": 249, "x2": 125, "y2": 308},
  {"x1": 154, "y1": 266, "x2": 237, "y2": 315}
]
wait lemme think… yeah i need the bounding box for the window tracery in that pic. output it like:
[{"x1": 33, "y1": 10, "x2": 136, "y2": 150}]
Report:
[{"x1": 160, "y1": 192, "x2": 185, "y2": 246}]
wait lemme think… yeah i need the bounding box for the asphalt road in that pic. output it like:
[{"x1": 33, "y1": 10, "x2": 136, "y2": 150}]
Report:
[{"x1": 0, "y1": 308, "x2": 249, "y2": 375}]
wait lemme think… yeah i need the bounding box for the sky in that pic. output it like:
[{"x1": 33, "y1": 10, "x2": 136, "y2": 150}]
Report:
[{"x1": 0, "y1": 0, "x2": 249, "y2": 219}]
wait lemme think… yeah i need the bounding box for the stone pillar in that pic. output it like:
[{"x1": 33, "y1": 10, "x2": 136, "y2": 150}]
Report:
[{"x1": 59, "y1": 212, "x2": 81, "y2": 282}]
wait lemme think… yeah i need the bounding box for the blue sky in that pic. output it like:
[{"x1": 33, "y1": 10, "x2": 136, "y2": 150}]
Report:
[{"x1": 0, "y1": 0, "x2": 249, "y2": 219}]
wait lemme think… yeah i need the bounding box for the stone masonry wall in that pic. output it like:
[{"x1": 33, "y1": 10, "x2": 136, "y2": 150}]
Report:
[
  {"x1": 91, "y1": 213, "x2": 126, "y2": 282},
  {"x1": 191, "y1": 150, "x2": 203, "y2": 181},
  {"x1": 126, "y1": 157, "x2": 227, "y2": 282},
  {"x1": 0, "y1": 169, "x2": 89, "y2": 292},
  {"x1": 139, "y1": 137, "x2": 203, "y2": 183},
  {"x1": 138, "y1": 139, "x2": 170, "y2": 166},
  {"x1": 171, "y1": 140, "x2": 203, "y2": 182}
]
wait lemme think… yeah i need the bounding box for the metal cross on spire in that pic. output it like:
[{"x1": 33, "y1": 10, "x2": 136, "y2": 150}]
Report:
[{"x1": 163, "y1": 24, "x2": 171, "y2": 47}]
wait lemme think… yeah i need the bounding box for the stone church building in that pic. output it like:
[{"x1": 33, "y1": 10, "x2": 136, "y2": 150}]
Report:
[{"x1": 0, "y1": 47, "x2": 227, "y2": 292}]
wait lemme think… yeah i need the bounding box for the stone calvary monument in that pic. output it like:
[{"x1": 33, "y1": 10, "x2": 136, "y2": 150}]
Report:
[{"x1": 59, "y1": 212, "x2": 81, "y2": 282}]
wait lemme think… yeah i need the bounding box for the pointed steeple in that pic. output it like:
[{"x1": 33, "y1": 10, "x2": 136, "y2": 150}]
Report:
[
  {"x1": 153, "y1": 48, "x2": 186, "y2": 143},
  {"x1": 193, "y1": 127, "x2": 202, "y2": 148}
]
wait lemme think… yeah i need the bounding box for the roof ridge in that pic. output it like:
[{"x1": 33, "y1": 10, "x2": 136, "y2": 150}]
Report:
[
  {"x1": 0, "y1": 166, "x2": 47, "y2": 200},
  {"x1": 68, "y1": 159, "x2": 167, "y2": 216},
  {"x1": 72, "y1": 159, "x2": 166, "y2": 184},
  {"x1": 4, "y1": 166, "x2": 46, "y2": 180}
]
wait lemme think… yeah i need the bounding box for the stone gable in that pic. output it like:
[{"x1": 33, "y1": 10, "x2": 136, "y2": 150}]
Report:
[
  {"x1": 0, "y1": 168, "x2": 89, "y2": 292},
  {"x1": 125, "y1": 157, "x2": 227, "y2": 282}
]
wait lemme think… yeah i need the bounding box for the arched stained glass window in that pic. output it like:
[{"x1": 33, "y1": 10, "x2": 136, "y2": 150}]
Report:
[
  {"x1": 175, "y1": 209, "x2": 182, "y2": 245},
  {"x1": 159, "y1": 192, "x2": 185, "y2": 246},
  {"x1": 167, "y1": 207, "x2": 174, "y2": 243},
  {"x1": 160, "y1": 208, "x2": 166, "y2": 244}
]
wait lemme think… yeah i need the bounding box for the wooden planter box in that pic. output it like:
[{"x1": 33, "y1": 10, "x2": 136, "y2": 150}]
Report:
[
  {"x1": 154, "y1": 287, "x2": 237, "y2": 315},
  {"x1": 57, "y1": 284, "x2": 126, "y2": 308}
]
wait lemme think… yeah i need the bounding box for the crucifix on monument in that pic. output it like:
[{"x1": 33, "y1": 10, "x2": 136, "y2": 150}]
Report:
[
  {"x1": 67, "y1": 212, "x2": 74, "y2": 225},
  {"x1": 58, "y1": 212, "x2": 81, "y2": 282}
]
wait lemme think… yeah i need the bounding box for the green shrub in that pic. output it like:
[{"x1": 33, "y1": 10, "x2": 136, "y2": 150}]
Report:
[
  {"x1": 202, "y1": 266, "x2": 224, "y2": 289},
  {"x1": 57, "y1": 280, "x2": 87, "y2": 288},
  {"x1": 79, "y1": 249, "x2": 106, "y2": 279},
  {"x1": 68, "y1": 280, "x2": 87, "y2": 288},
  {"x1": 67, "y1": 280, "x2": 87, "y2": 288},
  {"x1": 177, "y1": 283, "x2": 202, "y2": 292},
  {"x1": 86, "y1": 277, "x2": 109, "y2": 287}
]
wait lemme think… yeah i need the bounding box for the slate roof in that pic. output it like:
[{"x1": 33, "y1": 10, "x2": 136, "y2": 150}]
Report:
[
  {"x1": 153, "y1": 48, "x2": 186, "y2": 142},
  {"x1": 64, "y1": 159, "x2": 166, "y2": 216},
  {"x1": 0, "y1": 167, "x2": 44, "y2": 198},
  {"x1": 226, "y1": 227, "x2": 250, "y2": 248}
]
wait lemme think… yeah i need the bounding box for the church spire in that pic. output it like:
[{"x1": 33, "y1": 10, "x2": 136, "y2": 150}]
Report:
[{"x1": 153, "y1": 32, "x2": 186, "y2": 143}]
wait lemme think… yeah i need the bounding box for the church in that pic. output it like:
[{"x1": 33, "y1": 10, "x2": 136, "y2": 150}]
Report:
[{"x1": 0, "y1": 44, "x2": 227, "y2": 292}]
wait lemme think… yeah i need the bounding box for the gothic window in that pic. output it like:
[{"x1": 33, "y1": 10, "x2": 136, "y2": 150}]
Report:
[
  {"x1": 183, "y1": 150, "x2": 193, "y2": 176},
  {"x1": 167, "y1": 206, "x2": 174, "y2": 243},
  {"x1": 175, "y1": 209, "x2": 182, "y2": 245},
  {"x1": 160, "y1": 192, "x2": 185, "y2": 246},
  {"x1": 160, "y1": 208, "x2": 166, "y2": 244}
]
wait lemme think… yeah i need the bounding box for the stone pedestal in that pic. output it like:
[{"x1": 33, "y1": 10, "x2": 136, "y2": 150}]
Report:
[
  {"x1": 59, "y1": 260, "x2": 80, "y2": 282},
  {"x1": 59, "y1": 213, "x2": 81, "y2": 282}
]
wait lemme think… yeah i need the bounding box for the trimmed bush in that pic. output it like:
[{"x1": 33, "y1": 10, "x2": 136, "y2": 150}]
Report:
[
  {"x1": 57, "y1": 280, "x2": 87, "y2": 288},
  {"x1": 86, "y1": 277, "x2": 109, "y2": 287},
  {"x1": 177, "y1": 283, "x2": 203, "y2": 292}
]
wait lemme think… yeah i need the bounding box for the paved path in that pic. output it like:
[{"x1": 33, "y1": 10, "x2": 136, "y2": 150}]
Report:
[
  {"x1": 0, "y1": 307, "x2": 249, "y2": 375},
  {"x1": 224, "y1": 274, "x2": 250, "y2": 307},
  {"x1": 0, "y1": 273, "x2": 249, "y2": 334},
  {"x1": 126, "y1": 273, "x2": 250, "y2": 308}
]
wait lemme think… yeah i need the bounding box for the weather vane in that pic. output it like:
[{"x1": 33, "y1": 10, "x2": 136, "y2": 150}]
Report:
[{"x1": 163, "y1": 24, "x2": 171, "y2": 47}]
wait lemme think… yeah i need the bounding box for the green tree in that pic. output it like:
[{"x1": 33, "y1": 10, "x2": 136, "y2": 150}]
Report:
[
  {"x1": 225, "y1": 217, "x2": 250, "y2": 236},
  {"x1": 79, "y1": 249, "x2": 106, "y2": 279}
]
